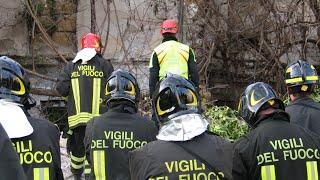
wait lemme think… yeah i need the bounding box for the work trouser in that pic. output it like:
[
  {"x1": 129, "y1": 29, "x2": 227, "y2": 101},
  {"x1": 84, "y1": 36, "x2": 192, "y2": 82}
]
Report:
[{"x1": 68, "y1": 126, "x2": 86, "y2": 175}]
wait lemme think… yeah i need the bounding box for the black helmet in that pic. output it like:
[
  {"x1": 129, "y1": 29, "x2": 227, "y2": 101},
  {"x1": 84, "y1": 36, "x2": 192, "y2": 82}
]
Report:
[
  {"x1": 284, "y1": 60, "x2": 318, "y2": 92},
  {"x1": 105, "y1": 69, "x2": 140, "y2": 105},
  {"x1": 0, "y1": 56, "x2": 31, "y2": 106},
  {"x1": 238, "y1": 82, "x2": 284, "y2": 126},
  {"x1": 153, "y1": 74, "x2": 200, "y2": 124}
]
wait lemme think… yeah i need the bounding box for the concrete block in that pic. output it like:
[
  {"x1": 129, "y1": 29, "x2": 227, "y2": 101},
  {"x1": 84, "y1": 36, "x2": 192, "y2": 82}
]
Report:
[
  {"x1": 52, "y1": 32, "x2": 76, "y2": 46},
  {"x1": 56, "y1": 1, "x2": 77, "y2": 14},
  {"x1": 57, "y1": 15, "x2": 76, "y2": 32}
]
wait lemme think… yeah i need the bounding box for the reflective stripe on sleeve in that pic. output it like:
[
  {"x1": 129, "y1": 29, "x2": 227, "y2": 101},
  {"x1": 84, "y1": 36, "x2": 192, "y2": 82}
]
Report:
[
  {"x1": 68, "y1": 112, "x2": 99, "y2": 128},
  {"x1": 71, "y1": 153, "x2": 86, "y2": 162},
  {"x1": 261, "y1": 165, "x2": 276, "y2": 180},
  {"x1": 71, "y1": 162, "x2": 84, "y2": 169}
]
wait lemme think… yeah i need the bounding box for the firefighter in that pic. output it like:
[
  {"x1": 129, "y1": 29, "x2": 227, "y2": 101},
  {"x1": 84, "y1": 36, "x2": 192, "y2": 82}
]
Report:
[
  {"x1": 0, "y1": 123, "x2": 26, "y2": 180},
  {"x1": 84, "y1": 69, "x2": 158, "y2": 179},
  {"x1": 149, "y1": 19, "x2": 199, "y2": 126},
  {"x1": 0, "y1": 56, "x2": 63, "y2": 179},
  {"x1": 149, "y1": 19, "x2": 199, "y2": 96},
  {"x1": 129, "y1": 74, "x2": 233, "y2": 180},
  {"x1": 56, "y1": 32, "x2": 114, "y2": 178},
  {"x1": 284, "y1": 60, "x2": 320, "y2": 136},
  {"x1": 233, "y1": 82, "x2": 320, "y2": 180}
]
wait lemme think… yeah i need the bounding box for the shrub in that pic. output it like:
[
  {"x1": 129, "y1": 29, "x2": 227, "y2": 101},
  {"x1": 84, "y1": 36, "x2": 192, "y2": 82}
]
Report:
[{"x1": 205, "y1": 106, "x2": 248, "y2": 142}]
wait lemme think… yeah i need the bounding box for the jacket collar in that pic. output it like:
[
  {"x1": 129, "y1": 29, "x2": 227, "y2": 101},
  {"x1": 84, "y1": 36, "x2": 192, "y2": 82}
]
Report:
[
  {"x1": 289, "y1": 96, "x2": 313, "y2": 105},
  {"x1": 253, "y1": 110, "x2": 290, "y2": 128},
  {"x1": 162, "y1": 35, "x2": 178, "y2": 43},
  {"x1": 107, "y1": 101, "x2": 137, "y2": 114}
]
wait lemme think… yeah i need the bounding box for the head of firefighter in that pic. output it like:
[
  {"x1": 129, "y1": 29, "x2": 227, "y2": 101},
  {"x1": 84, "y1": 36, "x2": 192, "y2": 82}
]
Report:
[
  {"x1": 0, "y1": 56, "x2": 35, "y2": 109},
  {"x1": 284, "y1": 60, "x2": 318, "y2": 101},
  {"x1": 152, "y1": 74, "x2": 200, "y2": 126},
  {"x1": 160, "y1": 19, "x2": 178, "y2": 39},
  {"x1": 238, "y1": 82, "x2": 285, "y2": 127},
  {"x1": 81, "y1": 32, "x2": 103, "y2": 53},
  {"x1": 104, "y1": 69, "x2": 140, "y2": 110}
]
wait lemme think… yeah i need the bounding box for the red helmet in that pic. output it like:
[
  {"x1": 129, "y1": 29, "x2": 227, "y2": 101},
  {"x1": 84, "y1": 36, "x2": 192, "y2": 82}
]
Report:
[
  {"x1": 81, "y1": 33, "x2": 102, "y2": 52},
  {"x1": 160, "y1": 19, "x2": 178, "y2": 35}
]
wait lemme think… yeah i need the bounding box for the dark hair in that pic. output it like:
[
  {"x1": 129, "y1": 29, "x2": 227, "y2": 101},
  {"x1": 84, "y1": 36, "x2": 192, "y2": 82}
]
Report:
[{"x1": 287, "y1": 84, "x2": 314, "y2": 96}]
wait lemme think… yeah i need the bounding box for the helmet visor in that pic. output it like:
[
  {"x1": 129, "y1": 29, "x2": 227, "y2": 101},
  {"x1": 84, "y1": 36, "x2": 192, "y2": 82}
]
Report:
[
  {"x1": 105, "y1": 76, "x2": 136, "y2": 96},
  {"x1": 156, "y1": 86, "x2": 198, "y2": 117},
  {"x1": 156, "y1": 88, "x2": 176, "y2": 116},
  {"x1": 119, "y1": 77, "x2": 135, "y2": 96},
  {"x1": 105, "y1": 77, "x2": 116, "y2": 95},
  {"x1": 0, "y1": 69, "x2": 25, "y2": 96},
  {"x1": 176, "y1": 87, "x2": 198, "y2": 108}
]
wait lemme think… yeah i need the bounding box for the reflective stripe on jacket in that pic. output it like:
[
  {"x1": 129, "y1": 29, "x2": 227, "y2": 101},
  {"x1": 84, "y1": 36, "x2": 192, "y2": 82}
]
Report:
[{"x1": 56, "y1": 55, "x2": 114, "y2": 129}]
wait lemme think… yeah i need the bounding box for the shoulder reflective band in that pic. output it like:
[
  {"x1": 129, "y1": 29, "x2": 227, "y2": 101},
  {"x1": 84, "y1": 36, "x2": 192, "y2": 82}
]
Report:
[
  {"x1": 261, "y1": 165, "x2": 276, "y2": 180},
  {"x1": 93, "y1": 150, "x2": 106, "y2": 180},
  {"x1": 71, "y1": 78, "x2": 81, "y2": 114},
  {"x1": 306, "y1": 161, "x2": 318, "y2": 180},
  {"x1": 33, "y1": 167, "x2": 49, "y2": 180},
  {"x1": 92, "y1": 78, "x2": 101, "y2": 116}
]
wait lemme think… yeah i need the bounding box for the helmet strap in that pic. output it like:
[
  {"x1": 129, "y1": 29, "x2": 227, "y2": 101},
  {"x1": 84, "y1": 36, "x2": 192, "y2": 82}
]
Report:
[{"x1": 23, "y1": 95, "x2": 36, "y2": 110}]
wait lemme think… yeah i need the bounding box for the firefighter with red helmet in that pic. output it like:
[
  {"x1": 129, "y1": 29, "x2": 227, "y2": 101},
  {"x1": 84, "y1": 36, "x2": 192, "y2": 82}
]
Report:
[
  {"x1": 149, "y1": 19, "x2": 199, "y2": 97},
  {"x1": 149, "y1": 19, "x2": 199, "y2": 127},
  {"x1": 56, "y1": 32, "x2": 114, "y2": 179}
]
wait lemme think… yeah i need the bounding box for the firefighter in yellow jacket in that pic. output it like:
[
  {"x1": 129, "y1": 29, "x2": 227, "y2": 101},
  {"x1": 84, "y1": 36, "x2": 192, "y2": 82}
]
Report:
[
  {"x1": 149, "y1": 19, "x2": 199, "y2": 97},
  {"x1": 56, "y1": 33, "x2": 114, "y2": 179},
  {"x1": 149, "y1": 19, "x2": 199, "y2": 127}
]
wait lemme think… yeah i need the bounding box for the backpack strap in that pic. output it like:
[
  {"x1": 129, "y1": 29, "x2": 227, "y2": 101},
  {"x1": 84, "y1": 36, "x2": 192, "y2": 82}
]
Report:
[{"x1": 173, "y1": 141, "x2": 221, "y2": 175}]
